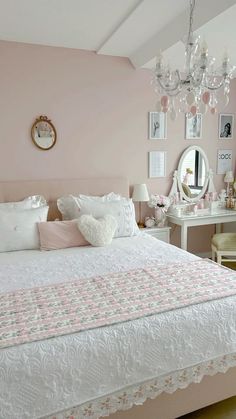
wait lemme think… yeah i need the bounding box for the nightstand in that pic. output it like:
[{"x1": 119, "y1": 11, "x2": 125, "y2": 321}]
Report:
[{"x1": 140, "y1": 226, "x2": 171, "y2": 243}]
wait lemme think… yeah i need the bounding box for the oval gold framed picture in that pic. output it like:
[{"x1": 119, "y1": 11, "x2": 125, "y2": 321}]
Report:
[{"x1": 31, "y1": 116, "x2": 57, "y2": 150}]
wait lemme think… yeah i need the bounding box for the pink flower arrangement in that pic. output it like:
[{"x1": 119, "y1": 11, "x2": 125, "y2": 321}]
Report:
[{"x1": 148, "y1": 194, "x2": 171, "y2": 210}]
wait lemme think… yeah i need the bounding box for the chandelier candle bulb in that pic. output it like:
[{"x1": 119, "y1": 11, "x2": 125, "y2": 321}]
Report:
[{"x1": 201, "y1": 40, "x2": 208, "y2": 55}]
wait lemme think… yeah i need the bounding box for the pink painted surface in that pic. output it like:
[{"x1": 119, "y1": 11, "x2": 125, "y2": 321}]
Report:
[{"x1": 0, "y1": 40, "x2": 235, "y2": 252}]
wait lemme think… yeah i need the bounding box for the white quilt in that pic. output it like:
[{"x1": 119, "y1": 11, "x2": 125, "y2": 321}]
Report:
[{"x1": 0, "y1": 234, "x2": 236, "y2": 419}]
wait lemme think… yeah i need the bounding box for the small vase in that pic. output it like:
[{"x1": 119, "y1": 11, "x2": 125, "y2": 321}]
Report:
[{"x1": 155, "y1": 207, "x2": 166, "y2": 227}]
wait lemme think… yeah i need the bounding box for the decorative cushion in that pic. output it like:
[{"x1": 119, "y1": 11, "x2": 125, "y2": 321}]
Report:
[
  {"x1": 57, "y1": 192, "x2": 121, "y2": 220},
  {"x1": 0, "y1": 195, "x2": 47, "y2": 210},
  {"x1": 0, "y1": 206, "x2": 49, "y2": 252},
  {"x1": 77, "y1": 215, "x2": 117, "y2": 247},
  {"x1": 212, "y1": 233, "x2": 236, "y2": 251},
  {"x1": 73, "y1": 198, "x2": 139, "y2": 238},
  {"x1": 38, "y1": 220, "x2": 89, "y2": 251}
]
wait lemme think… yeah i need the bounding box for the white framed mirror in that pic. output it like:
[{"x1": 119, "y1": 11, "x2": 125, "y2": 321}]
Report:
[{"x1": 169, "y1": 145, "x2": 216, "y2": 203}]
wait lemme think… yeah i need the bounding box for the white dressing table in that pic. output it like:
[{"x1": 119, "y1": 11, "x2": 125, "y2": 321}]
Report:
[
  {"x1": 167, "y1": 145, "x2": 236, "y2": 251},
  {"x1": 167, "y1": 209, "x2": 236, "y2": 251}
]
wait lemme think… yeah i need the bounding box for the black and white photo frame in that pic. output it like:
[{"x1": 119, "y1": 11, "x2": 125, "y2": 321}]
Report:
[
  {"x1": 185, "y1": 113, "x2": 202, "y2": 139},
  {"x1": 219, "y1": 114, "x2": 234, "y2": 139},
  {"x1": 148, "y1": 112, "x2": 167, "y2": 139}
]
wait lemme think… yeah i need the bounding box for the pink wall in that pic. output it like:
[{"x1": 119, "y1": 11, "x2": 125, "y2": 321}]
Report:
[{"x1": 0, "y1": 40, "x2": 235, "y2": 253}]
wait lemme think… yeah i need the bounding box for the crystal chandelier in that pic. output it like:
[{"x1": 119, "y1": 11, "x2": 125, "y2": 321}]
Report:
[{"x1": 153, "y1": 0, "x2": 235, "y2": 120}]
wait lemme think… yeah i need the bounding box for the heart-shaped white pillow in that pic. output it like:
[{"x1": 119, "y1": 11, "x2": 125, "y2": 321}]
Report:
[{"x1": 77, "y1": 214, "x2": 117, "y2": 247}]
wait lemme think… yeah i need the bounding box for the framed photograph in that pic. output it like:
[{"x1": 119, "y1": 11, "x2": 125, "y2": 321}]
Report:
[
  {"x1": 148, "y1": 112, "x2": 167, "y2": 139},
  {"x1": 219, "y1": 114, "x2": 234, "y2": 139},
  {"x1": 217, "y1": 149, "x2": 233, "y2": 174},
  {"x1": 148, "y1": 151, "x2": 166, "y2": 178},
  {"x1": 185, "y1": 113, "x2": 202, "y2": 139}
]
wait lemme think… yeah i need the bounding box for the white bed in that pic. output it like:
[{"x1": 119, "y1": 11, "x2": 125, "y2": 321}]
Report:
[
  {"x1": 0, "y1": 178, "x2": 236, "y2": 419},
  {"x1": 0, "y1": 234, "x2": 236, "y2": 419}
]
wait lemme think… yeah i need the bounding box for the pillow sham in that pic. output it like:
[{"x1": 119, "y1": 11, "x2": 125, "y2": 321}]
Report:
[
  {"x1": 0, "y1": 195, "x2": 47, "y2": 210},
  {"x1": 38, "y1": 220, "x2": 89, "y2": 251},
  {"x1": 77, "y1": 215, "x2": 117, "y2": 247},
  {"x1": 73, "y1": 197, "x2": 139, "y2": 238},
  {"x1": 57, "y1": 192, "x2": 121, "y2": 220},
  {"x1": 77, "y1": 192, "x2": 121, "y2": 203},
  {"x1": 0, "y1": 206, "x2": 49, "y2": 252}
]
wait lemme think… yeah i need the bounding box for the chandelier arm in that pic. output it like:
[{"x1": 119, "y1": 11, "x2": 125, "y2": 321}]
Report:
[
  {"x1": 203, "y1": 79, "x2": 225, "y2": 91},
  {"x1": 189, "y1": 72, "x2": 204, "y2": 88},
  {"x1": 156, "y1": 70, "x2": 184, "y2": 93}
]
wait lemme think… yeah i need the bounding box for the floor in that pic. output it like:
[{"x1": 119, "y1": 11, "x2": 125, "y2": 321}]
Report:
[
  {"x1": 179, "y1": 396, "x2": 236, "y2": 418},
  {"x1": 222, "y1": 261, "x2": 236, "y2": 270}
]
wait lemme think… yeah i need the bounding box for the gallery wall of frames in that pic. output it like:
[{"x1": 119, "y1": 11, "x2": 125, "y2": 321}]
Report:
[{"x1": 148, "y1": 112, "x2": 234, "y2": 179}]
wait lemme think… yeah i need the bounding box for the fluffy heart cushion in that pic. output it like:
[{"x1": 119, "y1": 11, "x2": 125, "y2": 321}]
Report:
[{"x1": 77, "y1": 214, "x2": 117, "y2": 247}]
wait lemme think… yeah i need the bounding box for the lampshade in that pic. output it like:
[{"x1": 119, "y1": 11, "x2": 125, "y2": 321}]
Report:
[
  {"x1": 132, "y1": 184, "x2": 149, "y2": 202},
  {"x1": 224, "y1": 171, "x2": 234, "y2": 183}
]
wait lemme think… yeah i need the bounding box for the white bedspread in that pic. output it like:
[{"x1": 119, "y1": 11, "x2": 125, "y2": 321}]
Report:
[{"x1": 0, "y1": 234, "x2": 236, "y2": 419}]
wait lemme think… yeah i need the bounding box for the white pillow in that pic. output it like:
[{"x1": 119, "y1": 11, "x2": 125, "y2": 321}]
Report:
[
  {"x1": 78, "y1": 214, "x2": 117, "y2": 246},
  {"x1": 57, "y1": 192, "x2": 121, "y2": 220},
  {"x1": 77, "y1": 192, "x2": 121, "y2": 202},
  {"x1": 0, "y1": 206, "x2": 49, "y2": 252},
  {"x1": 73, "y1": 197, "x2": 139, "y2": 238},
  {"x1": 0, "y1": 195, "x2": 47, "y2": 210}
]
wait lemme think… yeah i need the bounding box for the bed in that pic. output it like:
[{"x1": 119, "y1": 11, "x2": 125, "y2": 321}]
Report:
[{"x1": 0, "y1": 178, "x2": 236, "y2": 419}]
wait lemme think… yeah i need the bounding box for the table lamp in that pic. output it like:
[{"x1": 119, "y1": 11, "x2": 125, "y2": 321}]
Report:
[
  {"x1": 224, "y1": 171, "x2": 234, "y2": 196},
  {"x1": 132, "y1": 184, "x2": 149, "y2": 228}
]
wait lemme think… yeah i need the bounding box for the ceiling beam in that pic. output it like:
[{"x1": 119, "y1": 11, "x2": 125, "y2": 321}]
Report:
[
  {"x1": 129, "y1": 0, "x2": 236, "y2": 68},
  {"x1": 96, "y1": 0, "x2": 144, "y2": 54}
]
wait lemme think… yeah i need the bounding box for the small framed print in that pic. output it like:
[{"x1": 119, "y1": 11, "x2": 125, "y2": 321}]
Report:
[
  {"x1": 148, "y1": 151, "x2": 166, "y2": 178},
  {"x1": 185, "y1": 113, "x2": 202, "y2": 139},
  {"x1": 217, "y1": 149, "x2": 233, "y2": 174},
  {"x1": 148, "y1": 112, "x2": 167, "y2": 139},
  {"x1": 219, "y1": 114, "x2": 234, "y2": 139}
]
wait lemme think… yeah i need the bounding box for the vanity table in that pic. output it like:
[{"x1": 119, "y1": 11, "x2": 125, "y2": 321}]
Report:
[
  {"x1": 168, "y1": 145, "x2": 235, "y2": 251},
  {"x1": 167, "y1": 210, "x2": 236, "y2": 251}
]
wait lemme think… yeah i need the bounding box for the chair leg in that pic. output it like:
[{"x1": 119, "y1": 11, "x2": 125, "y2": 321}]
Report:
[
  {"x1": 211, "y1": 249, "x2": 215, "y2": 261},
  {"x1": 217, "y1": 253, "x2": 222, "y2": 264}
]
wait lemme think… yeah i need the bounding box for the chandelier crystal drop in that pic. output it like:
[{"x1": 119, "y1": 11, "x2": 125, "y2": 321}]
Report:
[{"x1": 153, "y1": 0, "x2": 235, "y2": 119}]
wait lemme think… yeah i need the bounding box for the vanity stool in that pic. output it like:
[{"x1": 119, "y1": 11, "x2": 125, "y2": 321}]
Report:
[{"x1": 211, "y1": 233, "x2": 236, "y2": 264}]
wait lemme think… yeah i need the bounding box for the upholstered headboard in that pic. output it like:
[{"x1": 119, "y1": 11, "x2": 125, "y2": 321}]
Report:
[{"x1": 0, "y1": 178, "x2": 129, "y2": 220}]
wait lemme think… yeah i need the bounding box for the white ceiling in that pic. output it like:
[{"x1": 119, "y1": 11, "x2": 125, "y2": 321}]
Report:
[{"x1": 0, "y1": 0, "x2": 236, "y2": 69}]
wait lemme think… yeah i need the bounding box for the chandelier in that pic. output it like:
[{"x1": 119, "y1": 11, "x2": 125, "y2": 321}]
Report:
[{"x1": 153, "y1": 0, "x2": 235, "y2": 120}]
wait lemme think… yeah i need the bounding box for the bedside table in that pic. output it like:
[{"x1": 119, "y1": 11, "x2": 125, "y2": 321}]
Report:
[{"x1": 140, "y1": 226, "x2": 171, "y2": 243}]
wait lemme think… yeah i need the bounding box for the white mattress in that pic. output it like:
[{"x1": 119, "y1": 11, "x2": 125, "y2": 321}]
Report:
[{"x1": 0, "y1": 234, "x2": 236, "y2": 419}]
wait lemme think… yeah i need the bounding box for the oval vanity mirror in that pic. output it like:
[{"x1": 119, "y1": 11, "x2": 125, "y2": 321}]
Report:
[
  {"x1": 169, "y1": 145, "x2": 216, "y2": 205},
  {"x1": 31, "y1": 116, "x2": 57, "y2": 150},
  {"x1": 177, "y1": 145, "x2": 209, "y2": 202}
]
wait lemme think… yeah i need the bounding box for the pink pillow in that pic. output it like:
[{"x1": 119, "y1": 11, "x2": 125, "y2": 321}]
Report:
[{"x1": 38, "y1": 220, "x2": 89, "y2": 251}]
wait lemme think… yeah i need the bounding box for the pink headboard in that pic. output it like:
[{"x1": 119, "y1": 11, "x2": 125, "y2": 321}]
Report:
[{"x1": 0, "y1": 177, "x2": 129, "y2": 220}]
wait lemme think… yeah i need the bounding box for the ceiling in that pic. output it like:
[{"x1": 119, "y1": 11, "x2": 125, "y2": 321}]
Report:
[{"x1": 0, "y1": 0, "x2": 236, "y2": 69}]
